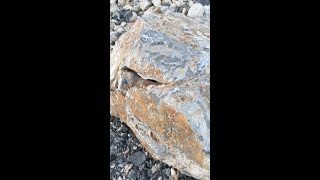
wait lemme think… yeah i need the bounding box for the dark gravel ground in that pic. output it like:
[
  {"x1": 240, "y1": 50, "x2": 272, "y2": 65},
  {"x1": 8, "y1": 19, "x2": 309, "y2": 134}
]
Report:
[{"x1": 109, "y1": 116, "x2": 198, "y2": 180}]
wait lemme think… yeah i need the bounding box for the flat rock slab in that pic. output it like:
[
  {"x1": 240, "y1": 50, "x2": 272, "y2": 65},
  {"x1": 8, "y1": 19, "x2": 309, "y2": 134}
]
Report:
[{"x1": 110, "y1": 10, "x2": 210, "y2": 180}]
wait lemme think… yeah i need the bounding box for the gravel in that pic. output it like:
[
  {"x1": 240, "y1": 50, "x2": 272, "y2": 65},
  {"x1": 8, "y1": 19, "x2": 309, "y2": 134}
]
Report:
[
  {"x1": 109, "y1": 116, "x2": 198, "y2": 180},
  {"x1": 110, "y1": 1, "x2": 209, "y2": 179}
]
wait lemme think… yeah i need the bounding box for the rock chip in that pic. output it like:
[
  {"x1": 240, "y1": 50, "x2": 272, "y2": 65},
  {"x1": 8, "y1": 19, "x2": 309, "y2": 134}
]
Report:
[
  {"x1": 204, "y1": 5, "x2": 210, "y2": 15},
  {"x1": 128, "y1": 170, "x2": 138, "y2": 179},
  {"x1": 152, "y1": 0, "x2": 162, "y2": 7},
  {"x1": 162, "y1": 0, "x2": 172, "y2": 6},
  {"x1": 187, "y1": 3, "x2": 204, "y2": 17},
  {"x1": 140, "y1": 0, "x2": 153, "y2": 11},
  {"x1": 197, "y1": 0, "x2": 210, "y2": 6},
  {"x1": 110, "y1": 32, "x2": 119, "y2": 44},
  {"x1": 118, "y1": 0, "x2": 126, "y2": 7},
  {"x1": 127, "y1": 151, "x2": 147, "y2": 166},
  {"x1": 110, "y1": 11, "x2": 210, "y2": 180}
]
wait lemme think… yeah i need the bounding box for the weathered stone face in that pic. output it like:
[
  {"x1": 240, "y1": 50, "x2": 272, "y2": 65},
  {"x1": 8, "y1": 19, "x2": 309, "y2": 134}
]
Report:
[{"x1": 110, "y1": 10, "x2": 210, "y2": 180}]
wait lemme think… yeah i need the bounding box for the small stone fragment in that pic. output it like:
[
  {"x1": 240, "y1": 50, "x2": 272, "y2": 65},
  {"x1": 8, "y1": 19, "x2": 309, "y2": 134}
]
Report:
[
  {"x1": 140, "y1": 0, "x2": 152, "y2": 11},
  {"x1": 151, "y1": 163, "x2": 161, "y2": 174},
  {"x1": 152, "y1": 0, "x2": 161, "y2": 7},
  {"x1": 127, "y1": 151, "x2": 147, "y2": 167},
  {"x1": 187, "y1": 3, "x2": 204, "y2": 17},
  {"x1": 128, "y1": 170, "x2": 137, "y2": 180}
]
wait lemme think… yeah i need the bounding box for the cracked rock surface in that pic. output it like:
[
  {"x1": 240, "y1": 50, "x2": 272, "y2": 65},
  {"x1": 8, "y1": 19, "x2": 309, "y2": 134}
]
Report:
[{"x1": 110, "y1": 9, "x2": 210, "y2": 180}]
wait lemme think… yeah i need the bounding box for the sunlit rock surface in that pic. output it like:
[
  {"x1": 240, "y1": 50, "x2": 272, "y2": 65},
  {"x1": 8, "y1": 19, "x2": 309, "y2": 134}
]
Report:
[{"x1": 110, "y1": 10, "x2": 210, "y2": 180}]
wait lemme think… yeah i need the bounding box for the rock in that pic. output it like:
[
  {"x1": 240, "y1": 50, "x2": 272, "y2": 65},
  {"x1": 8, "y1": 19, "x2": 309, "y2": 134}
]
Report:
[
  {"x1": 187, "y1": 3, "x2": 204, "y2": 17},
  {"x1": 188, "y1": 1, "x2": 194, "y2": 7},
  {"x1": 120, "y1": 22, "x2": 126, "y2": 26},
  {"x1": 110, "y1": 4, "x2": 119, "y2": 15},
  {"x1": 182, "y1": 7, "x2": 187, "y2": 15},
  {"x1": 129, "y1": 12, "x2": 138, "y2": 22},
  {"x1": 124, "y1": 163, "x2": 133, "y2": 175},
  {"x1": 160, "y1": 6, "x2": 169, "y2": 13},
  {"x1": 141, "y1": 169, "x2": 150, "y2": 180},
  {"x1": 138, "y1": 11, "x2": 144, "y2": 16},
  {"x1": 110, "y1": 22, "x2": 116, "y2": 30},
  {"x1": 110, "y1": 12, "x2": 210, "y2": 180},
  {"x1": 112, "y1": 9, "x2": 133, "y2": 23},
  {"x1": 132, "y1": 5, "x2": 140, "y2": 12},
  {"x1": 169, "y1": 3, "x2": 177, "y2": 12},
  {"x1": 139, "y1": 0, "x2": 152, "y2": 11},
  {"x1": 162, "y1": 0, "x2": 172, "y2": 6},
  {"x1": 162, "y1": 168, "x2": 170, "y2": 177},
  {"x1": 197, "y1": 0, "x2": 210, "y2": 6},
  {"x1": 175, "y1": 1, "x2": 181, "y2": 7},
  {"x1": 170, "y1": 168, "x2": 176, "y2": 176},
  {"x1": 151, "y1": 163, "x2": 161, "y2": 174},
  {"x1": 110, "y1": 31, "x2": 119, "y2": 44},
  {"x1": 204, "y1": 5, "x2": 210, "y2": 15},
  {"x1": 110, "y1": 0, "x2": 117, "y2": 4},
  {"x1": 116, "y1": 26, "x2": 125, "y2": 34},
  {"x1": 118, "y1": 0, "x2": 126, "y2": 7},
  {"x1": 128, "y1": 170, "x2": 138, "y2": 180},
  {"x1": 151, "y1": 0, "x2": 161, "y2": 7},
  {"x1": 110, "y1": 154, "x2": 117, "y2": 161},
  {"x1": 127, "y1": 151, "x2": 147, "y2": 167},
  {"x1": 123, "y1": 4, "x2": 133, "y2": 10}
]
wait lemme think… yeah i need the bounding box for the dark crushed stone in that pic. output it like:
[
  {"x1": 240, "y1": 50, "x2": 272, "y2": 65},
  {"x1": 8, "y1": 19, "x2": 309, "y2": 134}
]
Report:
[
  {"x1": 197, "y1": 0, "x2": 210, "y2": 6},
  {"x1": 127, "y1": 151, "x2": 147, "y2": 167},
  {"x1": 109, "y1": 115, "x2": 199, "y2": 180}
]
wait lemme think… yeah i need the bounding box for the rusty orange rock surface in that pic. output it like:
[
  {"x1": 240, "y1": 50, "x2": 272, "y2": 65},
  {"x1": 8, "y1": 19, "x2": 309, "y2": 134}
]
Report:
[{"x1": 110, "y1": 10, "x2": 210, "y2": 180}]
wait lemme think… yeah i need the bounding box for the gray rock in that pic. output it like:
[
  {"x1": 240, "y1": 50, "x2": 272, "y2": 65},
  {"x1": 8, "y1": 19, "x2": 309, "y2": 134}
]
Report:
[
  {"x1": 151, "y1": 163, "x2": 161, "y2": 174},
  {"x1": 162, "y1": 0, "x2": 172, "y2": 6},
  {"x1": 162, "y1": 168, "x2": 170, "y2": 177},
  {"x1": 151, "y1": 0, "x2": 161, "y2": 7},
  {"x1": 117, "y1": 26, "x2": 125, "y2": 34},
  {"x1": 140, "y1": 0, "x2": 152, "y2": 11},
  {"x1": 123, "y1": 4, "x2": 133, "y2": 10},
  {"x1": 129, "y1": 12, "x2": 138, "y2": 22},
  {"x1": 188, "y1": 1, "x2": 194, "y2": 7},
  {"x1": 132, "y1": 5, "x2": 140, "y2": 12},
  {"x1": 110, "y1": 11, "x2": 210, "y2": 180},
  {"x1": 204, "y1": 5, "x2": 210, "y2": 15},
  {"x1": 182, "y1": 7, "x2": 187, "y2": 15},
  {"x1": 197, "y1": 0, "x2": 210, "y2": 6},
  {"x1": 138, "y1": 11, "x2": 144, "y2": 16},
  {"x1": 110, "y1": 4, "x2": 119, "y2": 15},
  {"x1": 187, "y1": 3, "x2": 204, "y2": 17},
  {"x1": 118, "y1": 0, "x2": 126, "y2": 7},
  {"x1": 175, "y1": 1, "x2": 181, "y2": 7},
  {"x1": 127, "y1": 151, "x2": 147, "y2": 166},
  {"x1": 110, "y1": 22, "x2": 116, "y2": 30},
  {"x1": 128, "y1": 170, "x2": 138, "y2": 180},
  {"x1": 110, "y1": 32, "x2": 119, "y2": 44}
]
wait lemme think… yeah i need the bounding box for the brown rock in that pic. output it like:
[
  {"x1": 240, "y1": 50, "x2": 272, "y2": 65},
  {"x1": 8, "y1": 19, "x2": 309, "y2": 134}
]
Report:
[{"x1": 110, "y1": 11, "x2": 210, "y2": 180}]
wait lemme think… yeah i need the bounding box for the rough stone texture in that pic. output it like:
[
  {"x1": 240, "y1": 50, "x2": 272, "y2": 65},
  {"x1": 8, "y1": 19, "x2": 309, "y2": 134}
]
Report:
[
  {"x1": 152, "y1": 0, "x2": 162, "y2": 7},
  {"x1": 187, "y1": 3, "x2": 204, "y2": 17},
  {"x1": 110, "y1": 10, "x2": 210, "y2": 180},
  {"x1": 140, "y1": 0, "x2": 153, "y2": 11}
]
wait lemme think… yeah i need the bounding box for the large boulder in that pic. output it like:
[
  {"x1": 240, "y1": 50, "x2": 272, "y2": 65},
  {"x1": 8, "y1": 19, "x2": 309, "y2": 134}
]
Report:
[{"x1": 110, "y1": 10, "x2": 210, "y2": 180}]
